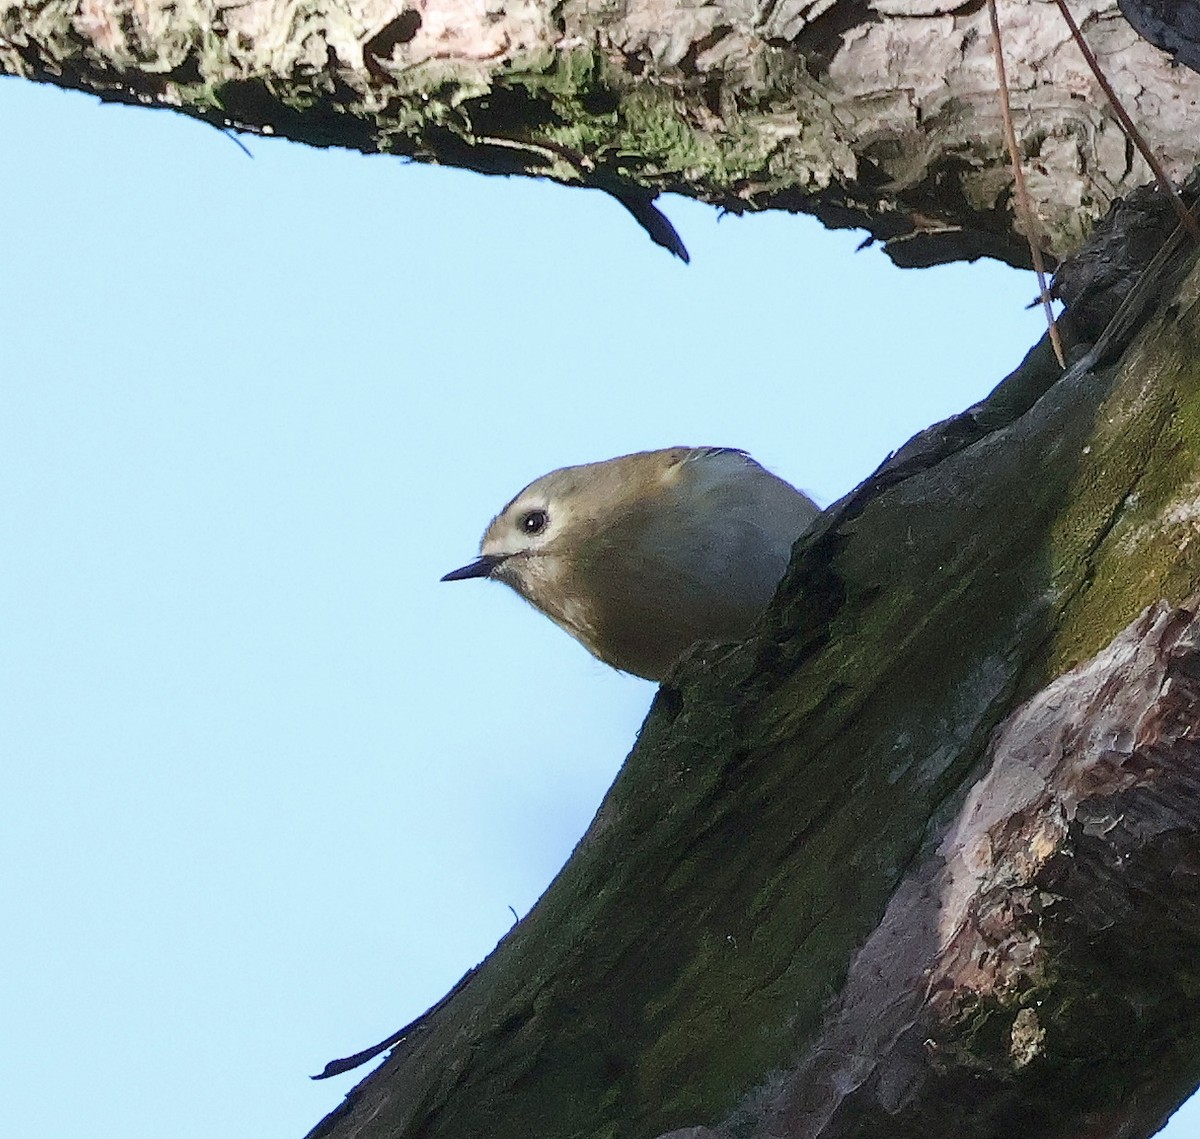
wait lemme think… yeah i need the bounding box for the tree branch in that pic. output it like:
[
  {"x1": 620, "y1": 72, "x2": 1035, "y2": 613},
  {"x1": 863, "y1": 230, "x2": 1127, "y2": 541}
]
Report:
[
  {"x1": 3, "y1": 0, "x2": 1199, "y2": 265},
  {"x1": 305, "y1": 201, "x2": 1200, "y2": 1138}
]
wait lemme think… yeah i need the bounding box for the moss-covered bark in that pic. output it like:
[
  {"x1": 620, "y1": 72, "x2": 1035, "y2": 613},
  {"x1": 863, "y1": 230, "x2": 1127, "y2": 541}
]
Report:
[
  {"x1": 4, "y1": 0, "x2": 1200, "y2": 266},
  {"x1": 301, "y1": 222, "x2": 1200, "y2": 1138}
]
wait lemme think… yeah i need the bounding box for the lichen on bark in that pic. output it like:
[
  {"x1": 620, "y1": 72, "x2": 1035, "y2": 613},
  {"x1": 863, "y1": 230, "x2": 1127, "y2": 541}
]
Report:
[{"x1": 5, "y1": 0, "x2": 1200, "y2": 265}]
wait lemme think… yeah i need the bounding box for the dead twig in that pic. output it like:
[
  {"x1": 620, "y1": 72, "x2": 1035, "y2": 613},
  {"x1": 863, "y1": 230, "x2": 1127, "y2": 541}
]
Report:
[{"x1": 986, "y1": 0, "x2": 1065, "y2": 368}]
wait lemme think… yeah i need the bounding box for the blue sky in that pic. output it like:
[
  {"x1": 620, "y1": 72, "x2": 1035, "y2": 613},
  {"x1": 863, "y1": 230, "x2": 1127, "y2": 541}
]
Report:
[{"x1": 3, "y1": 76, "x2": 1197, "y2": 1138}]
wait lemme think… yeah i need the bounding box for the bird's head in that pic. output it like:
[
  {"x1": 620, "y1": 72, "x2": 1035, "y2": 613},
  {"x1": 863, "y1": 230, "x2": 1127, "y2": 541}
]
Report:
[{"x1": 440, "y1": 454, "x2": 672, "y2": 622}]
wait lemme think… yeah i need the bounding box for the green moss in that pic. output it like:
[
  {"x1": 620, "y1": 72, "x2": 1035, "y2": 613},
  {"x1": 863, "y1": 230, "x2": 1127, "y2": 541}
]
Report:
[{"x1": 1042, "y1": 277, "x2": 1200, "y2": 677}]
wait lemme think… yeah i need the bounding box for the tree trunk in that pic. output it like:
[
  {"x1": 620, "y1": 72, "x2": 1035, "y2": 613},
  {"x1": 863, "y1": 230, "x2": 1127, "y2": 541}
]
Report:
[
  {"x1": 3, "y1": 0, "x2": 1199, "y2": 265},
  {"x1": 298, "y1": 201, "x2": 1200, "y2": 1138}
]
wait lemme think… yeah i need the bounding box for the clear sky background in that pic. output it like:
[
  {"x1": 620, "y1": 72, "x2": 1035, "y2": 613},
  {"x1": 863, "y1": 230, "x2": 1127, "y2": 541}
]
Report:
[{"x1": 3, "y1": 76, "x2": 1198, "y2": 1139}]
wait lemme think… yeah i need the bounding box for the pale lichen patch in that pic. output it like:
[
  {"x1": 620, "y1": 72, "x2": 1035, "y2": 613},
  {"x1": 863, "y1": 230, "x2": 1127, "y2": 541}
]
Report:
[{"x1": 1009, "y1": 1007, "x2": 1045, "y2": 1069}]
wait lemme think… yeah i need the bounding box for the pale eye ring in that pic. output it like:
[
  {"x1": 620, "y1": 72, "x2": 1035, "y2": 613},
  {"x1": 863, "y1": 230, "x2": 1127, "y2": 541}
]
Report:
[{"x1": 520, "y1": 509, "x2": 549, "y2": 535}]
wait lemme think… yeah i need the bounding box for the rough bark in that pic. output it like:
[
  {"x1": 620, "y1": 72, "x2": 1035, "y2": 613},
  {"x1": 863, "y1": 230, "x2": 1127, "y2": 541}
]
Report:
[
  {"x1": 303, "y1": 205, "x2": 1200, "y2": 1138},
  {"x1": 3, "y1": 0, "x2": 1200, "y2": 266},
  {"x1": 1120, "y1": 0, "x2": 1200, "y2": 74}
]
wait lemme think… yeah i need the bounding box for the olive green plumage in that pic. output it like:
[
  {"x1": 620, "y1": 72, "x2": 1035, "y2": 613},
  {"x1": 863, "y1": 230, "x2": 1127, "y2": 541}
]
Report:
[{"x1": 443, "y1": 447, "x2": 819, "y2": 681}]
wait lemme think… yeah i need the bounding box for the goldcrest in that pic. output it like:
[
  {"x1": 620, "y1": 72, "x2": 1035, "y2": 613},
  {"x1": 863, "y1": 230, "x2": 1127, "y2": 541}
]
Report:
[{"x1": 443, "y1": 447, "x2": 819, "y2": 680}]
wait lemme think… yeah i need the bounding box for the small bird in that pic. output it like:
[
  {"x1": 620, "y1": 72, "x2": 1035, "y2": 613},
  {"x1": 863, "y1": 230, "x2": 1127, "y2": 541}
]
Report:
[{"x1": 442, "y1": 447, "x2": 819, "y2": 681}]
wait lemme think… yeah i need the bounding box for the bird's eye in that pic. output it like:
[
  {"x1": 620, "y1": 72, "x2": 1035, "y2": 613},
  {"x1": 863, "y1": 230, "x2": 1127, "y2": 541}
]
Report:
[{"x1": 520, "y1": 509, "x2": 549, "y2": 535}]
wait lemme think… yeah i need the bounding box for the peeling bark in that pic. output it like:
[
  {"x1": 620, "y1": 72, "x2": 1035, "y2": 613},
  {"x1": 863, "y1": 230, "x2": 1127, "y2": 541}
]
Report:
[
  {"x1": 3, "y1": 0, "x2": 1200, "y2": 265},
  {"x1": 747, "y1": 599, "x2": 1200, "y2": 1139},
  {"x1": 304, "y1": 212, "x2": 1200, "y2": 1138}
]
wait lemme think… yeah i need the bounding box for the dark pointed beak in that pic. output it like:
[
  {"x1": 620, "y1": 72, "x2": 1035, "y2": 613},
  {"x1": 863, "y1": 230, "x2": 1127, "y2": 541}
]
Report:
[{"x1": 441, "y1": 554, "x2": 506, "y2": 582}]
